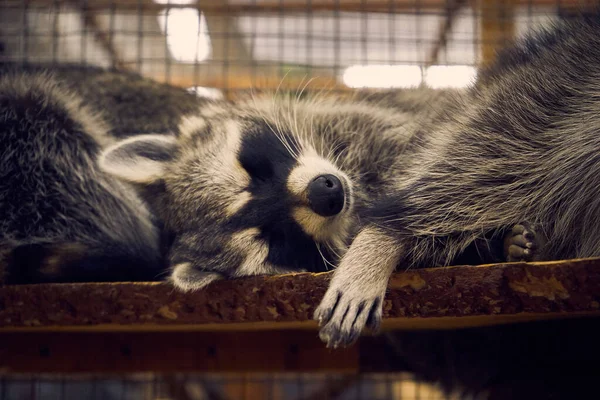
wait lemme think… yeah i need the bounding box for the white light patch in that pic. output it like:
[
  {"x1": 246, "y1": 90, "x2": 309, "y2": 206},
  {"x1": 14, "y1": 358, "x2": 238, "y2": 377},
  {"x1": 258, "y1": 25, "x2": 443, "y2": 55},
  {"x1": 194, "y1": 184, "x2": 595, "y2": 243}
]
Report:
[
  {"x1": 425, "y1": 65, "x2": 477, "y2": 89},
  {"x1": 342, "y1": 65, "x2": 422, "y2": 89},
  {"x1": 157, "y1": 8, "x2": 211, "y2": 63},
  {"x1": 153, "y1": 0, "x2": 197, "y2": 5},
  {"x1": 187, "y1": 86, "x2": 224, "y2": 100}
]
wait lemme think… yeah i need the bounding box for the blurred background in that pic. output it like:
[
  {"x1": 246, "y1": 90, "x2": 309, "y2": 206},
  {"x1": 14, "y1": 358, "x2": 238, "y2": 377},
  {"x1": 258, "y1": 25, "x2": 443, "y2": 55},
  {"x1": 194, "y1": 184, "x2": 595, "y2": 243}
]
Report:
[
  {"x1": 1, "y1": 1, "x2": 598, "y2": 399},
  {"x1": 1, "y1": 372, "x2": 459, "y2": 400},
  {"x1": 0, "y1": 0, "x2": 585, "y2": 100}
]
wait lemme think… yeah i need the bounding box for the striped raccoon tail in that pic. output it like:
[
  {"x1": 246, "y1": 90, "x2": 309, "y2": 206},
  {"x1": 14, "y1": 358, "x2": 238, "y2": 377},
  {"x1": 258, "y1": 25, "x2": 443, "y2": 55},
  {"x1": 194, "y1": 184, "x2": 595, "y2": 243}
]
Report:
[{"x1": 0, "y1": 240, "x2": 166, "y2": 285}]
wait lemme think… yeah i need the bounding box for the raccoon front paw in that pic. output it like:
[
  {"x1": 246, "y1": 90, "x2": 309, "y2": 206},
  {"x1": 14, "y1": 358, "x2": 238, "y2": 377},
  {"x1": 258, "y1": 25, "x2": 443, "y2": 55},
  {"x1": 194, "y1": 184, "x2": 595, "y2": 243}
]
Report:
[
  {"x1": 503, "y1": 223, "x2": 546, "y2": 262},
  {"x1": 314, "y1": 282, "x2": 384, "y2": 348},
  {"x1": 170, "y1": 262, "x2": 224, "y2": 292},
  {"x1": 314, "y1": 226, "x2": 399, "y2": 348}
]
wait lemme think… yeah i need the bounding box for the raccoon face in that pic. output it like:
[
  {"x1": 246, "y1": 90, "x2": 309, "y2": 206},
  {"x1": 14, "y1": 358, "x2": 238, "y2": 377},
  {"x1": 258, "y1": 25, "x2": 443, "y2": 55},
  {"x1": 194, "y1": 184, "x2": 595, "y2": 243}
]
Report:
[{"x1": 100, "y1": 101, "x2": 356, "y2": 290}]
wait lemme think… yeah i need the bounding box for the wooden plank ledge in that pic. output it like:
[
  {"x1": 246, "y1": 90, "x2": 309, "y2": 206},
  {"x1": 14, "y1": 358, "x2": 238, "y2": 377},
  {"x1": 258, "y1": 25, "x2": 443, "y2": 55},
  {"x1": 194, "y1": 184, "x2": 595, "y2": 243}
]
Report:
[
  {"x1": 2, "y1": 258, "x2": 600, "y2": 332},
  {"x1": 1, "y1": 258, "x2": 600, "y2": 374}
]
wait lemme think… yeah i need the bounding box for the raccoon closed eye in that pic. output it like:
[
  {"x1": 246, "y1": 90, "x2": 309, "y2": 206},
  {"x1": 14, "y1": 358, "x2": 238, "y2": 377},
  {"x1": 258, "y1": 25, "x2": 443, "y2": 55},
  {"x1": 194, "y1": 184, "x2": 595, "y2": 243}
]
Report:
[{"x1": 239, "y1": 154, "x2": 273, "y2": 181}]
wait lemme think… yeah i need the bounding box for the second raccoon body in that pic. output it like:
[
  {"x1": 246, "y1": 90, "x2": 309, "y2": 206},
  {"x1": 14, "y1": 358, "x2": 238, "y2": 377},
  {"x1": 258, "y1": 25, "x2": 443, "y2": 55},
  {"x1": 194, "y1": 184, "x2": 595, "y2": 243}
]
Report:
[
  {"x1": 0, "y1": 65, "x2": 207, "y2": 283},
  {"x1": 315, "y1": 12, "x2": 600, "y2": 348}
]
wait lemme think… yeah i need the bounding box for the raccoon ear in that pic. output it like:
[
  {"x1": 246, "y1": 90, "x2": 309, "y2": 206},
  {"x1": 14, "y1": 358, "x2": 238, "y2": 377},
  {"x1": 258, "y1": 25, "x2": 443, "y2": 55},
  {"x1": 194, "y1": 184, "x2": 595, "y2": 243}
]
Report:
[{"x1": 99, "y1": 134, "x2": 179, "y2": 184}]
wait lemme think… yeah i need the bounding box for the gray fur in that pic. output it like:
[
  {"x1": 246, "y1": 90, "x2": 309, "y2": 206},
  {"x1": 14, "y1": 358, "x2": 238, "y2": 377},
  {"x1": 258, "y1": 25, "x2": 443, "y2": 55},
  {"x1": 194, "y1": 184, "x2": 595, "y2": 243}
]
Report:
[
  {"x1": 0, "y1": 63, "x2": 210, "y2": 138},
  {"x1": 315, "y1": 13, "x2": 600, "y2": 347},
  {"x1": 0, "y1": 65, "x2": 205, "y2": 283},
  {"x1": 99, "y1": 14, "x2": 600, "y2": 350},
  {"x1": 101, "y1": 87, "x2": 456, "y2": 291}
]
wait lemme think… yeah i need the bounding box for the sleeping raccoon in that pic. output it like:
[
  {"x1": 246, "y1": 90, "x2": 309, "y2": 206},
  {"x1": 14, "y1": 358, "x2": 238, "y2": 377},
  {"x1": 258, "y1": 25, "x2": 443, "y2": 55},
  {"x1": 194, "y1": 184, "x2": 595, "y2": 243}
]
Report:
[
  {"x1": 314, "y1": 12, "x2": 600, "y2": 348},
  {"x1": 0, "y1": 65, "x2": 206, "y2": 284},
  {"x1": 0, "y1": 65, "x2": 470, "y2": 285},
  {"x1": 100, "y1": 88, "x2": 471, "y2": 291}
]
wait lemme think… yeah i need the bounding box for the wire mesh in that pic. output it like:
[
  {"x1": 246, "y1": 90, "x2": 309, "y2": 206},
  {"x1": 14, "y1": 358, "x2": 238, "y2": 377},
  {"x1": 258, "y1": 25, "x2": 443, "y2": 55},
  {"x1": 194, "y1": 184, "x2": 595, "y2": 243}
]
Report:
[
  {"x1": 0, "y1": 372, "x2": 457, "y2": 400},
  {"x1": 1, "y1": 0, "x2": 595, "y2": 99},
  {"x1": 0, "y1": 1, "x2": 597, "y2": 399}
]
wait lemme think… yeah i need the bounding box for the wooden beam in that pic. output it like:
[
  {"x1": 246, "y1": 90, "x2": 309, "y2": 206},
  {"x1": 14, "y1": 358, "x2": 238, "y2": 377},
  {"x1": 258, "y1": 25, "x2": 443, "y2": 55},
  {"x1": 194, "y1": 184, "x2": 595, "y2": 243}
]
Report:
[
  {"x1": 2, "y1": 258, "x2": 600, "y2": 332},
  {"x1": 0, "y1": 330, "x2": 360, "y2": 373},
  {"x1": 67, "y1": 0, "x2": 126, "y2": 70},
  {"x1": 202, "y1": 1, "x2": 253, "y2": 64},
  {"x1": 12, "y1": 0, "x2": 600, "y2": 14},
  {"x1": 2, "y1": 259, "x2": 600, "y2": 374},
  {"x1": 426, "y1": 0, "x2": 468, "y2": 66},
  {"x1": 149, "y1": 72, "x2": 350, "y2": 98},
  {"x1": 3, "y1": 318, "x2": 600, "y2": 374},
  {"x1": 479, "y1": 0, "x2": 516, "y2": 66},
  {"x1": 0, "y1": 332, "x2": 360, "y2": 375}
]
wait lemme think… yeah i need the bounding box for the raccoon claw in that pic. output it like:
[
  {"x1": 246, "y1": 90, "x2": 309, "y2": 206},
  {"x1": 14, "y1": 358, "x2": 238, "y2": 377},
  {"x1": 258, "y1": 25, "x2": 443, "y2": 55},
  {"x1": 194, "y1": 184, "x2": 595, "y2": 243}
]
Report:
[
  {"x1": 313, "y1": 290, "x2": 340, "y2": 326},
  {"x1": 504, "y1": 223, "x2": 546, "y2": 262},
  {"x1": 366, "y1": 299, "x2": 383, "y2": 332},
  {"x1": 314, "y1": 287, "x2": 383, "y2": 348}
]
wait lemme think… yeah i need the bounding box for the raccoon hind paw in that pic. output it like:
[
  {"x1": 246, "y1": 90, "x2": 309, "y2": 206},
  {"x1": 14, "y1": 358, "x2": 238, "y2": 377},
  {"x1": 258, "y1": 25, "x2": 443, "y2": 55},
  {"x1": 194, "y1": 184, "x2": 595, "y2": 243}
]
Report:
[{"x1": 504, "y1": 222, "x2": 546, "y2": 262}]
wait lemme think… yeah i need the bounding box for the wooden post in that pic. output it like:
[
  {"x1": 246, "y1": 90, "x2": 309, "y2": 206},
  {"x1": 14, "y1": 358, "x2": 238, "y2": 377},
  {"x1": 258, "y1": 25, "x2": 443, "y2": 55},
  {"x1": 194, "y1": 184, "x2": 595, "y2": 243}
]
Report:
[{"x1": 479, "y1": 0, "x2": 516, "y2": 66}]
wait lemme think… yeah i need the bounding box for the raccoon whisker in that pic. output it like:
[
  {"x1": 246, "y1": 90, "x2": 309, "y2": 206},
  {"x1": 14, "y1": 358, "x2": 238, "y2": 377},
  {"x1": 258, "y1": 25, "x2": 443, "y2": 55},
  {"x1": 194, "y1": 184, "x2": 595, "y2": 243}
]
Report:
[
  {"x1": 292, "y1": 76, "x2": 311, "y2": 143},
  {"x1": 290, "y1": 89, "x2": 313, "y2": 151},
  {"x1": 153, "y1": 268, "x2": 172, "y2": 280},
  {"x1": 271, "y1": 74, "x2": 302, "y2": 159},
  {"x1": 325, "y1": 119, "x2": 349, "y2": 145},
  {"x1": 277, "y1": 118, "x2": 301, "y2": 160},
  {"x1": 294, "y1": 75, "x2": 308, "y2": 103},
  {"x1": 325, "y1": 240, "x2": 343, "y2": 260},
  {"x1": 333, "y1": 152, "x2": 347, "y2": 171},
  {"x1": 311, "y1": 77, "x2": 336, "y2": 102},
  {"x1": 275, "y1": 69, "x2": 293, "y2": 100},
  {"x1": 281, "y1": 98, "x2": 302, "y2": 160},
  {"x1": 293, "y1": 74, "x2": 307, "y2": 102},
  {"x1": 256, "y1": 105, "x2": 300, "y2": 161},
  {"x1": 270, "y1": 123, "x2": 290, "y2": 157},
  {"x1": 268, "y1": 96, "x2": 301, "y2": 160},
  {"x1": 291, "y1": 95, "x2": 302, "y2": 152},
  {"x1": 325, "y1": 144, "x2": 342, "y2": 168},
  {"x1": 324, "y1": 140, "x2": 335, "y2": 161},
  {"x1": 297, "y1": 76, "x2": 317, "y2": 103},
  {"x1": 316, "y1": 242, "x2": 336, "y2": 271},
  {"x1": 312, "y1": 120, "x2": 324, "y2": 157},
  {"x1": 272, "y1": 122, "x2": 298, "y2": 159},
  {"x1": 346, "y1": 170, "x2": 370, "y2": 182},
  {"x1": 248, "y1": 83, "x2": 259, "y2": 108},
  {"x1": 319, "y1": 119, "x2": 339, "y2": 158},
  {"x1": 307, "y1": 107, "x2": 318, "y2": 153},
  {"x1": 328, "y1": 140, "x2": 347, "y2": 167}
]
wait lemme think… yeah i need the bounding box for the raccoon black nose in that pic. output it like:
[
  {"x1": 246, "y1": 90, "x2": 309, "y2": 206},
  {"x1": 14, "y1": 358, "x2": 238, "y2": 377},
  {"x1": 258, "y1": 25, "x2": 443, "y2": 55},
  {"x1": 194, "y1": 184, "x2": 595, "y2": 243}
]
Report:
[{"x1": 308, "y1": 174, "x2": 345, "y2": 217}]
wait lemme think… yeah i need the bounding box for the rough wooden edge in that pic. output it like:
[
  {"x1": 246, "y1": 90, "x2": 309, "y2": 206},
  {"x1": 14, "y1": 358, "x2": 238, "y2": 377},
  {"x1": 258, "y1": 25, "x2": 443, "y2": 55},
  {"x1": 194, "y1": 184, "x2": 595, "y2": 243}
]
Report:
[{"x1": 2, "y1": 258, "x2": 600, "y2": 332}]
